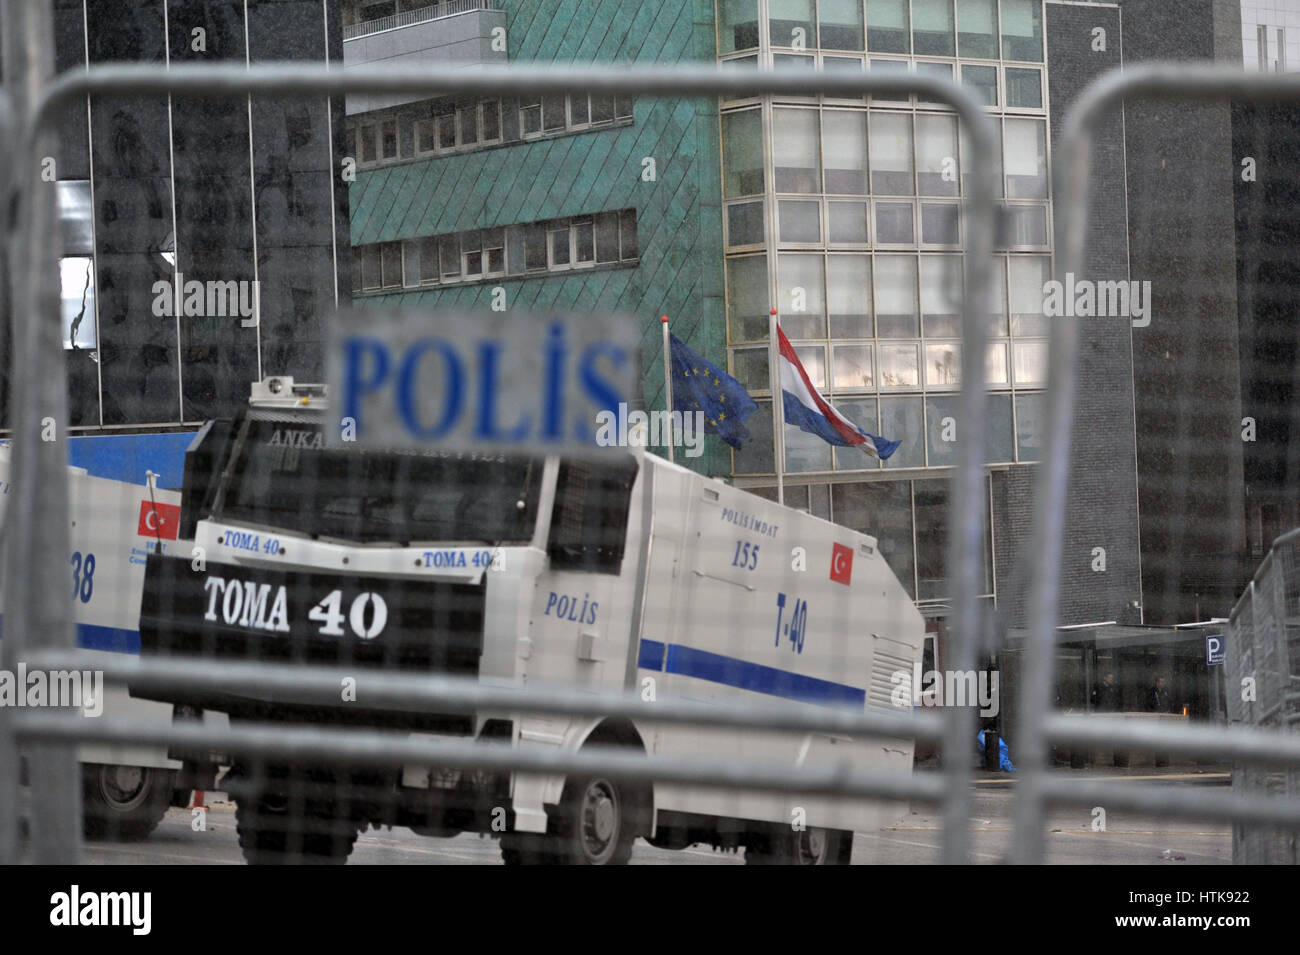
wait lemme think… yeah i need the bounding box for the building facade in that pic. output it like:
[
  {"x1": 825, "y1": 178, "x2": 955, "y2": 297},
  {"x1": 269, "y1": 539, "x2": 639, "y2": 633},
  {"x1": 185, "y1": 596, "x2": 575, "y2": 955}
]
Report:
[{"x1": 27, "y1": 0, "x2": 350, "y2": 433}]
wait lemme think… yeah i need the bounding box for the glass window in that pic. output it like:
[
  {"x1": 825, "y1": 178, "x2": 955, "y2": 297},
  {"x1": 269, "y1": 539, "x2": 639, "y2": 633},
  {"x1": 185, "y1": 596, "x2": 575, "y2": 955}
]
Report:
[
  {"x1": 998, "y1": 203, "x2": 1048, "y2": 247},
  {"x1": 381, "y1": 242, "x2": 402, "y2": 287},
  {"x1": 619, "y1": 209, "x2": 639, "y2": 258},
  {"x1": 985, "y1": 342, "x2": 1010, "y2": 388},
  {"x1": 381, "y1": 120, "x2": 398, "y2": 158},
  {"x1": 458, "y1": 105, "x2": 478, "y2": 146},
  {"x1": 878, "y1": 342, "x2": 920, "y2": 388},
  {"x1": 875, "y1": 200, "x2": 915, "y2": 244},
  {"x1": 733, "y1": 400, "x2": 774, "y2": 473},
  {"x1": 548, "y1": 224, "x2": 571, "y2": 267},
  {"x1": 828, "y1": 200, "x2": 870, "y2": 244},
  {"x1": 920, "y1": 202, "x2": 960, "y2": 244},
  {"x1": 462, "y1": 230, "x2": 483, "y2": 277},
  {"x1": 361, "y1": 245, "x2": 381, "y2": 289},
  {"x1": 437, "y1": 109, "x2": 457, "y2": 149},
  {"x1": 524, "y1": 223, "x2": 547, "y2": 271},
  {"x1": 591, "y1": 93, "x2": 615, "y2": 124},
  {"x1": 769, "y1": 0, "x2": 814, "y2": 49},
  {"x1": 1008, "y1": 255, "x2": 1049, "y2": 336},
  {"x1": 960, "y1": 64, "x2": 998, "y2": 106},
  {"x1": 440, "y1": 235, "x2": 461, "y2": 279},
  {"x1": 819, "y1": 0, "x2": 864, "y2": 50},
  {"x1": 570, "y1": 94, "x2": 590, "y2": 127},
  {"x1": 914, "y1": 478, "x2": 990, "y2": 598},
  {"x1": 822, "y1": 110, "x2": 868, "y2": 194},
  {"x1": 360, "y1": 125, "x2": 378, "y2": 162},
  {"x1": 916, "y1": 114, "x2": 959, "y2": 196},
  {"x1": 732, "y1": 346, "x2": 769, "y2": 392},
  {"x1": 1000, "y1": 0, "x2": 1043, "y2": 62},
  {"x1": 402, "y1": 240, "x2": 421, "y2": 288},
  {"x1": 869, "y1": 57, "x2": 910, "y2": 103},
  {"x1": 484, "y1": 228, "x2": 505, "y2": 274},
  {"x1": 960, "y1": 120, "x2": 1002, "y2": 197},
  {"x1": 956, "y1": 0, "x2": 998, "y2": 59},
  {"x1": 1013, "y1": 341, "x2": 1048, "y2": 385},
  {"x1": 1005, "y1": 67, "x2": 1042, "y2": 108},
  {"x1": 866, "y1": 0, "x2": 910, "y2": 53},
  {"x1": 793, "y1": 343, "x2": 828, "y2": 389},
  {"x1": 1004, "y1": 118, "x2": 1047, "y2": 198},
  {"x1": 1015, "y1": 392, "x2": 1044, "y2": 461},
  {"x1": 772, "y1": 109, "x2": 820, "y2": 193},
  {"x1": 774, "y1": 53, "x2": 817, "y2": 70},
  {"x1": 777, "y1": 254, "x2": 826, "y2": 338},
  {"x1": 833, "y1": 343, "x2": 874, "y2": 390},
  {"x1": 779, "y1": 199, "x2": 821, "y2": 242},
  {"x1": 521, "y1": 98, "x2": 542, "y2": 135},
  {"x1": 722, "y1": 110, "x2": 764, "y2": 198},
  {"x1": 921, "y1": 254, "x2": 963, "y2": 337},
  {"x1": 615, "y1": 96, "x2": 635, "y2": 119},
  {"x1": 482, "y1": 100, "x2": 501, "y2": 140},
  {"x1": 869, "y1": 112, "x2": 914, "y2": 194},
  {"x1": 986, "y1": 256, "x2": 1008, "y2": 335},
  {"x1": 419, "y1": 237, "x2": 439, "y2": 284},
  {"x1": 834, "y1": 481, "x2": 914, "y2": 589},
  {"x1": 821, "y1": 55, "x2": 866, "y2": 102},
  {"x1": 719, "y1": 0, "x2": 760, "y2": 54},
  {"x1": 915, "y1": 61, "x2": 953, "y2": 106},
  {"x1": 60, "y1": 256, "x2": 96, "y2": 349},
  {"x1": 543, "y1": 95, "x2": 566, "y2": 131},
  {"x1": 924, "y1": 344, "x2": 960, "y2": 390},
  {"x1": 878, "y1": 397, "x2": 925, "y2": 469},
  {"x1": 785, "y1": 413, "x2": 833, "y2": 472},
  {"x1": 912, "y1": 0, "x2": 955, "y2": 56},
  {"x1": 830, "y1": 399, "x2": 880, "y2": 470},
  {"x1": 595, "y1": 211, "x2": 621, "y2": 262},
  {"x1": 874, "y1": 255, "x2": 919, "y2": 337},
  {"x1": 827, "y1": 254, "x2": 872, "y2": 338},
  {"x1": 573, "y1": 219, "x2": 595, "y2": 264},
  {"x1": 727, "y1": 200, "x2": 765, "y2": 247},
  {"x1": 416, "y1": 119, "x2": 436, "y2": 153},
  {"x1": 726, "y1": 255, "x2": 770, "y2": 342}
]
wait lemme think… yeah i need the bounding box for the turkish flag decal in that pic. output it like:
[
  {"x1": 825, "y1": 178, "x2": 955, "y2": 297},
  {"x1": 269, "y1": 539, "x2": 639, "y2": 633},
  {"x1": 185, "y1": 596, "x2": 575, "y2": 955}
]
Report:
[
  {"x1": 138, "y1": 500, "x2": 181, "y2": 540},
  {"x1": 830, "y1": 542, "x2": 853, "y2": 585}
]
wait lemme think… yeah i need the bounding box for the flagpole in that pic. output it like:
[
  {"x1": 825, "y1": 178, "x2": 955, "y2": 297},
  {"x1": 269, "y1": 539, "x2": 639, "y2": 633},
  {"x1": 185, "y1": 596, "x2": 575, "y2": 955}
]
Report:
[
  {"x1": 661, "y1": 315, "x2": 674, "y2": 463},
  {"x1": 768, "y1": 307, "x2": 785, "y2": 506}
]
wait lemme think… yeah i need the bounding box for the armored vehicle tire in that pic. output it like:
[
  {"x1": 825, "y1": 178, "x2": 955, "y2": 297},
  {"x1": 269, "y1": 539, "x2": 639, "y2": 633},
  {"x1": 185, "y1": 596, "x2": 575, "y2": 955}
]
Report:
[
  {"x1": 553, "y1": 774, "x2": 639, "y2": 865},
  {"x1": 501, "y1": 773, "x2": 642, "y2": 865},
  {"x1": 82, "y1": 764, "x2": 174, "y2": 842},
  {"x1": 745, "y1": 826, "x2": 852, "y2": 865},
  {"x1": 235, "y1": 794, "x2": 359, "y2": 865}
]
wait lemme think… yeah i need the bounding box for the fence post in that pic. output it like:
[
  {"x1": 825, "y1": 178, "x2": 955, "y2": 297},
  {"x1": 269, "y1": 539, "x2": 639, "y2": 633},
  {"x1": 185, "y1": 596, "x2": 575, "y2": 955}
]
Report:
[{"x1": 1, "y1": 0, "x2": 81, "y2": 864}]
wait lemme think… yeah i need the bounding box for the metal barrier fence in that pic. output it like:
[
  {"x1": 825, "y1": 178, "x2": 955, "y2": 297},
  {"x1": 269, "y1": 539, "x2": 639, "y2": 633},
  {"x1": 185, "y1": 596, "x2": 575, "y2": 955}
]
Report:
[
  {"x1": 1, "y1": 17, "x2": 1300, "y2": 863},
  {"x1": 1228, "y1": 527, "x2": 1300, "y2": 863}
]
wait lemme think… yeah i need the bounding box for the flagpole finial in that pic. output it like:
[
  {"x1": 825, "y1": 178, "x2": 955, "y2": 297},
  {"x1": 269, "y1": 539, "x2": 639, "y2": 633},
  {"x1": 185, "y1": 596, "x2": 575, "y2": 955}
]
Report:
[
  {"x1": 661, "y1": 314, "x2": 669, "y2": 324},
  {"x1": 769, "y1": 308, "x2": 777, "y2": 315}
]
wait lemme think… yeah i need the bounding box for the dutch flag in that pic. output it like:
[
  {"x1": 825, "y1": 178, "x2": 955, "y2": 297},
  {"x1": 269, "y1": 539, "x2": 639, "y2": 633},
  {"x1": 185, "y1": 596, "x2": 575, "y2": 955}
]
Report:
[{"x1": 777, "y1": 324, "x2": 901, "y2": 460}]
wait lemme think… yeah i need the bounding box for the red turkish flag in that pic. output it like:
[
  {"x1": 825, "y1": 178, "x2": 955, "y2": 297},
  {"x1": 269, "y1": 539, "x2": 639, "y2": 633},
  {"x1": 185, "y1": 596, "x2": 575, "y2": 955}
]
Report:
[
  {"x1": 830, "y1": 542, "x2": 853, "y2": 585},
  {"x1": 138, "y1": 500, "x2": 181, "y2": 540}
]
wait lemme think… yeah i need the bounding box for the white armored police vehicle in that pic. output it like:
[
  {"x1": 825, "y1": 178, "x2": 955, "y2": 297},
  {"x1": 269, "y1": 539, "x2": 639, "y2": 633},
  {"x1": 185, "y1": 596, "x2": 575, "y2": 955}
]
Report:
[
  {"x1": 0, "y1": 439, "x2": 197, "y2": 840},
  {"x1": 133, "y1": 377, "x2": 925, "y2": 864}
]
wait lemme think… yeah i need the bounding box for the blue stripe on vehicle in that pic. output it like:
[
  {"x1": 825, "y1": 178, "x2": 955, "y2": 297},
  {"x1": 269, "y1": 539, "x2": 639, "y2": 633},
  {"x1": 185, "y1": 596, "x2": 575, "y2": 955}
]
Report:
[
  {"x1": 76, "y1": 623, "x2": 141, "y2": 654},
  {"x1": 0, "y1": 615, "x2": 141, "y2": 655},
  {"x1": 639, "y1": 641, "x2": 866, "y2": 707},
  {"x1": 637, "y1": 638, "x2": 666, "y2": 671}
]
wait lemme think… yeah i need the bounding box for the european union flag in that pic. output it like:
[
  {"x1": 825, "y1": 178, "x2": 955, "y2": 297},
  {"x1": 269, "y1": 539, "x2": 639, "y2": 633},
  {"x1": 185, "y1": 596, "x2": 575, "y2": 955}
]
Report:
[{"x1": 669, "y1": 332, "x2": 758, "y2": 450}]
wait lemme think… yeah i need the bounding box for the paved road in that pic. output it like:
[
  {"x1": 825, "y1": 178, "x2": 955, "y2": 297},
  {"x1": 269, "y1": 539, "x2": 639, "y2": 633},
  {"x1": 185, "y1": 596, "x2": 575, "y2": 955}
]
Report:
[{"x1": 81, "y1": 775, "x2": 1232, "y2": 865}]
